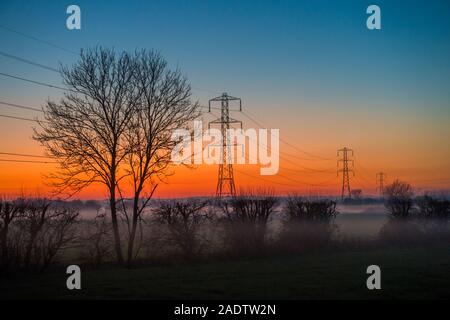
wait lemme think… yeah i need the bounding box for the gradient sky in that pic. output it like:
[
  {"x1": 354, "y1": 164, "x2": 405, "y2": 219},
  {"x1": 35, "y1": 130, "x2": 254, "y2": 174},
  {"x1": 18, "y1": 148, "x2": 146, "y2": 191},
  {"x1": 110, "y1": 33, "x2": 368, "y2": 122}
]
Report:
[{"x1": 0, "y1": 0, "x2": 449, "y2": 198}]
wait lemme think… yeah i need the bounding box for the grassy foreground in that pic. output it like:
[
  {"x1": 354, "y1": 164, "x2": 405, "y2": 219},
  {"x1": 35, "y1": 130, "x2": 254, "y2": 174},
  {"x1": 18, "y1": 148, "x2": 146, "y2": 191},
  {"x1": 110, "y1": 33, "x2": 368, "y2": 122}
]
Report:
[{"x1": 1, "y1": 245, "x2": 449, "y2": 300}]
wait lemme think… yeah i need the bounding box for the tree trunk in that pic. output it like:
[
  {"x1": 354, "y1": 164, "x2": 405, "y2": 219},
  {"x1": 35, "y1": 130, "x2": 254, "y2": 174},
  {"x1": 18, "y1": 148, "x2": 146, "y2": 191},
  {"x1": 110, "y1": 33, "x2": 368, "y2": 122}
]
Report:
[
  {"x1": 109, "y1": 185, "x2": 124, "y2": 265},
  {"x1": 0, "y1": 222, "x2": 9, "y2": 273},
  {"x1": 126, "y1": 195, "x2": 139, "y2": 267}
]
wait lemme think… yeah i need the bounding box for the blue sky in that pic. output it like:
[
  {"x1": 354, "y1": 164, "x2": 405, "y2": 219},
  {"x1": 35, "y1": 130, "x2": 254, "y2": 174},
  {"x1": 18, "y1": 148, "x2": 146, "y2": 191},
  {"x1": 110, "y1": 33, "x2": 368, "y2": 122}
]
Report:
[
  {"x1": 0, "y1": 0, "x2": 449, "y2": 195},
  {"x1": 1, "y1": 0, "x2": 450, "y2": 112}
]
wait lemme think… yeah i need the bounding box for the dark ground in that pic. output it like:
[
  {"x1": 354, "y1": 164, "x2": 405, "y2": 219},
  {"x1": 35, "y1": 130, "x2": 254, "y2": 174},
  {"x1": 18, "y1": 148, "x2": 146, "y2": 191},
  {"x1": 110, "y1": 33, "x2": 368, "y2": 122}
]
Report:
[{"x1": 1, "y1": 245, "x2": 449, "y2": 300}]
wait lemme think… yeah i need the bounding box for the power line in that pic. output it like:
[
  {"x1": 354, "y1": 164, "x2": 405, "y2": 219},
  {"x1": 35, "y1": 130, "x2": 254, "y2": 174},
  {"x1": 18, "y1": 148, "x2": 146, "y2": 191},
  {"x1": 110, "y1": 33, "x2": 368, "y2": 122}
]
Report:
[
  {"x1": 240, "y1": 110, "x2": 332, "y2": 161},
  {"x1": 357, "y1": 171, "x2": 374, "y2": 185},
  {"x1": 0, "y1": 25, "x2": 224, "y2": 99},
  {"x1": 0, "y1": 152, "x2": 53, "y2": 159},
  {"x1": 280, "y1": 165, "x2": 335, "y2": 174},
  {"x1": 0, "y1": 159, "x2": 56, "y2": 164},
  {"x1": 0, "y1": 100, "x2": 43, "y2": 112},
  {"x1": 213, "y1": 115, "x2": 336, "y2": 178},
  {"x1": 275, "y1": 171, "x2": 334, "y2": 187},
  {"x1": 232, "y1": 115, "x2": 336, "y2": 171},
  {"x1": 0, "y1": 24, "x2": 78, "y2": 56},
  {"x1": 0, "y1": 71, "x2": 76, "y2": 93},
  {"x1": 0, "y1": 99, "x2": 337, "y2": 177},
  {"x1": 410, "y1": 177, "x2": 450, "y2": 183},
  {"x1": 0, "y1": 102, "x2": 218, "y2": 115},
  {"x1": 238, "y1": 151, "x2": 335, "y2": 187},
  {"x1": 243, "y1": 125, "x2": 333, "y2": 163},
  {"x1": 241, "y1": 132, "x2": 336, "y2": 174},
  {"x1": 247, "y1": 134, "x2": 335, "y2": 173},
  {"x1": 0, "y1": 25, "x2": 221, "y2": 101},
  {"x1": 0, "y1": 51, "x2": 59, "y2": 73},
  {"x1": 200, "y1": 105, "x2": 221, "y2": 111},
  {"x1": 241, "y1": 109, "x2": 332, "y2": 160},
  {"x1": 353, "y1": 161, "x2": 375, "y2": 185},
  {"x1": 234, "y1": 168, "x2": 335, "y2": 188},
  {"x1": 279, "y1": 149, "x2": 330, "y2": 162},
  {"x1": 234, "y1": 168, "x2": 303, "y2": 188},
  {"x1": 206, "y1": 93, "x2": 333, "y2": 193},
  {"x1": 353, "y1": 175, "x2": 371, "y2": 187},
  {"x1": 0, "y1": 114, "x2": 43, "y2": 122},
  {"x1": 0, "y1": 102, "x2": 356, "y2": 188},
  {"x1": 0, "y1": 102, "x2": 217, "y2": 128}
]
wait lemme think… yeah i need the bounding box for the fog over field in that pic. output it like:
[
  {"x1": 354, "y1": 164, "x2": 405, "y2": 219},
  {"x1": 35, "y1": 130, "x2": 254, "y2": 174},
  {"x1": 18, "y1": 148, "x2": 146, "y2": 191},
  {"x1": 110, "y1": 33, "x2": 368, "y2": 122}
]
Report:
[
  {"x1": 335, "y1": 204, "x2": 388, "y2": 238},
  {"x1": 76, "y1": 201, "x2": 388, "y2": 239}
]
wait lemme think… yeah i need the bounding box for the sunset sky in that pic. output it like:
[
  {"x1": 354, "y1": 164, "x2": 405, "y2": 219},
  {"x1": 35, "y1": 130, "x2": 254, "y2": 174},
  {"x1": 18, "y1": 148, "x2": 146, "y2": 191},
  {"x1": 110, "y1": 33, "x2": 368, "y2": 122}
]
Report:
[{"x1": 0, "y1": 0, "x2": 449, "y2": 199}]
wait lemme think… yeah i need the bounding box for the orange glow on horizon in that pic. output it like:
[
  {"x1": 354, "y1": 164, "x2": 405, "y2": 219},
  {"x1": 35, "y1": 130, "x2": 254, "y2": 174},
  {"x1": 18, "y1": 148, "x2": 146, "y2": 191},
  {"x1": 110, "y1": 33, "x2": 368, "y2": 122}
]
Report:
[
  {"x1": 1, "y1": 101, "x2": 449, "y2": 199},
  {"x1": 1, "y1": 148, "x2": 449, "y2": 200}
]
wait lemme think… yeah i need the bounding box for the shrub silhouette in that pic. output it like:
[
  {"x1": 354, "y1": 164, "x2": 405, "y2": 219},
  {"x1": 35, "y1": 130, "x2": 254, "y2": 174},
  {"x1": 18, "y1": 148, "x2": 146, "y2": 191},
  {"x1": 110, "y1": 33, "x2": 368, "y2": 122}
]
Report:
[
  {"x1": 383, "y1": 180, "x2": 414, "y2": 219},
  {"x1": 380, "y1": 193, "x2": 450, "y2": 245},
  {"x1": 0, "y1": 198, "x2": 78, "y2": 275},
  {"x1": 154, "y1": 200, "x2": 210, "y2": 260},
  {"x1": 0, "y1": 198, "x2": 26, "y2": 274},
  {"x1": 417, "y1": 195, "x2": 450, "y2": 220},
  {"x1": 285, "y1": 196, "x2": 338, "y2": 223},
  {"x1": 220, "y1": 190, "x2": 278, "y2": 255},
  {"x1": 278, "y1": 196, "x2": 338, "y2": 252}
]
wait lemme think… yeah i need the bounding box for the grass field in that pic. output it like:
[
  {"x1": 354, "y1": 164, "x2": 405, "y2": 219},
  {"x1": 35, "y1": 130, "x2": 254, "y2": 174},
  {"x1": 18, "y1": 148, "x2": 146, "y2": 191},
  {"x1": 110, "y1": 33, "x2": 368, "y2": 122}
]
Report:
[{"x1": 2, "y1": 245, "x2": 449, "y2": 300}]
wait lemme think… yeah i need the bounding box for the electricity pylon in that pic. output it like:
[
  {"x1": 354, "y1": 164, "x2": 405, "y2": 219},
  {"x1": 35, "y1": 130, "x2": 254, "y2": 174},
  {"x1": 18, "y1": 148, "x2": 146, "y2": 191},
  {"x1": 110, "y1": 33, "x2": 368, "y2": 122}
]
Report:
[
  {"x1": 208, "y1": 93, "x2": 242, "y2": 198},
  {"x1": 376, "y1": 172, "x2": 386, "y2": 198},
  {"x1": 337, "y1": 147, "x2": 354, "y2": 199}
]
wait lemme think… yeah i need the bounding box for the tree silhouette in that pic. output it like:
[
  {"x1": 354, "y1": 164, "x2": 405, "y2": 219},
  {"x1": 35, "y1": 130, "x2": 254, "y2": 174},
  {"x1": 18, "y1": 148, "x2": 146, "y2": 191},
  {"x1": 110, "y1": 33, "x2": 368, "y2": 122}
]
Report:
[
  {"x1": 34, "y1": 47, "x2": 199, "y2": 265},
  {"x1": 383, "y1": 179, "x2": 414, "y2": 219},
  {"x1": 120, "y1": 50, "x2": 199, "y2": 266}
]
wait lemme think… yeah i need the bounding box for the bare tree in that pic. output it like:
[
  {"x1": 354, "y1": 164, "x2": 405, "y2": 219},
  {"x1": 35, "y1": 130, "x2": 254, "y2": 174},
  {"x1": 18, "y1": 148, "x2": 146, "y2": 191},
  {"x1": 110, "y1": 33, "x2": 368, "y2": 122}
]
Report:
[
  {"x1": 19, "y1": 198, "x2": 52, "y2": 271},
  {"x1": 279, "y1": 196, "x2": 338, "y2": 252},
  {"x1": 119, "y1": 50, "x2": 199, "y2": 266},
  {"x1": 285, "y1": 196, "x2": 338, "y2": 223},
  {"x1": 34, "y1": 48, "x2": 199, "y2": 266},
  {"x1": 34, "y1": 48, "x2": 141, "y2": 264},
  {"x1": 154, "y1": 200, "x2": 209, "y2": 260},
  {"x1": 27, "y1": 205, "x2": 79, "y2": 273},
  {"x1": 1, "y1": 198, "x2": 78, "y2": 274},
  {"x1": 383, "y1": 180, "x2": 414, "y2": 219},
  {"x1": 417, "y1": 195, "x2": 450, "y2": 220},
  {"x1": 220, "y1": 189, "x2": 278, "y2": 254},
  {"x1": 0, "y1": 198, "x2": 26, "y2": 273}
]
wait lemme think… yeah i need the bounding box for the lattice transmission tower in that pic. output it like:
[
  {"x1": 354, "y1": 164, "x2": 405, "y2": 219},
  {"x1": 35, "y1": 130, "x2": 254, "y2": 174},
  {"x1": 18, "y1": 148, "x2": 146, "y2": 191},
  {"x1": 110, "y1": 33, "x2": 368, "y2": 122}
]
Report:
[
  {"x1": 376, "y1": 172, "x2": 386, "y2": 198},
  {"x1": 208, "y1": 93, "x2": 242, "y2": 198},
  {"x1": 337, "y1": 147, "x2": 354, "y2": 199}
]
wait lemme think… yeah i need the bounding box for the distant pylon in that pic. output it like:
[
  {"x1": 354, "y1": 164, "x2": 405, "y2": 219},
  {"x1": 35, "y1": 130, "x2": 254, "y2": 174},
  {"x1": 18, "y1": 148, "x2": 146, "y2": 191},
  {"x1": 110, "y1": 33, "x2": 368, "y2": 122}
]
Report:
[
  {"x1": 208, "y1": 93, "x2": 242, "y2": 198},
  {"x1": 337, "y1": 147, "x2": 354, "y2": 199},
  {"x1": 376, "y1": 172, "x2": 386, "y2": 198}
]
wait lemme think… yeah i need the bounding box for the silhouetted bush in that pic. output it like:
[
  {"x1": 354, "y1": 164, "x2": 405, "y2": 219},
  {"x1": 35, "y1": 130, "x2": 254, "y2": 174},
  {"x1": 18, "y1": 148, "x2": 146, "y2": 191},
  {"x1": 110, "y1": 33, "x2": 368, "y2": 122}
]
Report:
[
  {"x1": 384, "y1": 180, "x2": 414, "y2": 219},
  {"x1": 278, "y1": 197, "x2": 338, "y2": 252},
  {"x1": 0, "y1": 198, "x2": 79, "y2": 275},
  {"x1": 415, "y1": 195, "x2": 450, "y2": 241},
  {"x1": 285, "y1": 196, "x2": 338, "y2": 223},
  {"x1": 154, "y1": 200, "x2": 210, "y2": 260},
  {"x1": 380, "y1": 194, "x2": 450, "y2": 245},
  {"x1": 0, "y1": 198, "x2": 26, "y2": 274},
  {"x1": 417, "y1": 195, "x2": 450, "y2": 220},
  {"x1": 220, "y1": 190, "x2": 278, "y2": 255}
]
